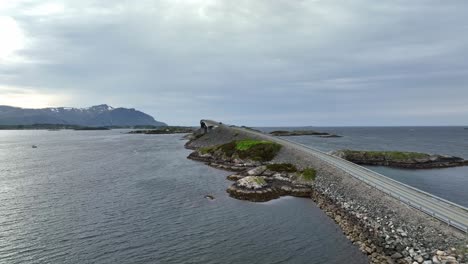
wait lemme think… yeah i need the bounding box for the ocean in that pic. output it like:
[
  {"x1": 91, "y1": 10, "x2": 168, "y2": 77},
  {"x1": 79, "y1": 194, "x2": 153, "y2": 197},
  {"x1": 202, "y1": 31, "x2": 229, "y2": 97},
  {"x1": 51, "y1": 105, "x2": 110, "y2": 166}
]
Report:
[
  {"x1": 0, "y1": 130, "x2": 366, "y2": 264},
  {"x1": 1, "y1": 127, "x2": 466, "y2": 263}
]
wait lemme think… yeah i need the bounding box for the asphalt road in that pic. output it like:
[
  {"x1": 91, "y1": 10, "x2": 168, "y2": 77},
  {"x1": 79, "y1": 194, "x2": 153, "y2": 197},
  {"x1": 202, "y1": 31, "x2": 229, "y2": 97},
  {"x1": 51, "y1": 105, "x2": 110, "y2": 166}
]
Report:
[{"x1": 202, "y1": 120, "x2": 468, "y2": 233}]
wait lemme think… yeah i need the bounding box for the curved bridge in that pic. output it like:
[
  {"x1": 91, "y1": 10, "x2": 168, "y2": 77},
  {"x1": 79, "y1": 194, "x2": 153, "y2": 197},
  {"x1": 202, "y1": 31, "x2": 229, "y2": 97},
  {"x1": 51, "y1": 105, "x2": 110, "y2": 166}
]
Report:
[{"x1": 202, "y1": 120, "x2": 468, "y2": 233}]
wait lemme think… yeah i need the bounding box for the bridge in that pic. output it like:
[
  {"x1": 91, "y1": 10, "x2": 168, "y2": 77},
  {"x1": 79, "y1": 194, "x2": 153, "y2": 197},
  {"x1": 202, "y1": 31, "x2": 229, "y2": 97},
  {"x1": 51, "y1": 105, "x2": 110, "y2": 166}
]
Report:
[{"x1": 202, "y1": 120, "x2": 468, "y2": 233}]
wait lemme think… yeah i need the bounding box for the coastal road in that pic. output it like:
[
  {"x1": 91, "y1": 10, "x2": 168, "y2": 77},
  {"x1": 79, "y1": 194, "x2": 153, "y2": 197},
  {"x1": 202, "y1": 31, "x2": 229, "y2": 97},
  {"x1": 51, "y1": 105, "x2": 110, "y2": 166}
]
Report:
[{"x1": 202, "y1": 120, "x2": 468, "y2": 233}]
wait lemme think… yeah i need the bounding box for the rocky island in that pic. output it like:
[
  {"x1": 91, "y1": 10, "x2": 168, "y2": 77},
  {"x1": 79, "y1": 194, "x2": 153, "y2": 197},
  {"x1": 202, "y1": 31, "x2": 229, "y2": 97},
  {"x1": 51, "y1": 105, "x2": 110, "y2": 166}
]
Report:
[
  {"x1": 128, "y1": 126, "x2": 195, "y2": 134},
  {"x1": 184, "y1": 123, "x2": 467, "y2": 264},
  {"x1": 226, "y1": 164, "x2": 315, "y2": 202},
  {"x1": 331, "y1": 149, "x2": 468, "y2": 169},
  {"x1": 270, "y1": 130, "x2": 342, "y2": 138},
  {"x1": 188, "y1": 138, "x2": 317, "y2": 201}
]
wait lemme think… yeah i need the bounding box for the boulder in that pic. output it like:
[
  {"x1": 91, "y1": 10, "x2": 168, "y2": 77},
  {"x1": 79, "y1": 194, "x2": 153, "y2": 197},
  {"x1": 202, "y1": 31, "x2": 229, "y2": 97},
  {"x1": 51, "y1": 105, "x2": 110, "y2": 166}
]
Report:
[
  {"x1": 237, "y1": 176, "x2": 268, "y2": 190},
  {"x1": 226, "y1": 185, "x2": 279, "y2": 202},
  {"x1": 204, "y1": 195, "x2": 215, "y2": 200},
  {"x1": 247, "y1": 166, "x2": 267, "y2": 176},
  {"x1": 226, "y1": 174, "x2": 245, "y2": 181}
]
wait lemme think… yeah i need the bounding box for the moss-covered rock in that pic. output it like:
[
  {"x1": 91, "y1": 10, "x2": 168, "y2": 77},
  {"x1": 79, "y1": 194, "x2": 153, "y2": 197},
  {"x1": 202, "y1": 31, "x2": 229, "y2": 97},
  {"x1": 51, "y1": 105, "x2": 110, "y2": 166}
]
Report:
[
  {"x1": 300, "y1": 168, "x2": 316, "y2": 181},
  {"x1": 199, "y1": 139, "x2": 281, "y2": 162},
  {"x1": 266, "y1": 163, "x2": 298, "y2": 173}
]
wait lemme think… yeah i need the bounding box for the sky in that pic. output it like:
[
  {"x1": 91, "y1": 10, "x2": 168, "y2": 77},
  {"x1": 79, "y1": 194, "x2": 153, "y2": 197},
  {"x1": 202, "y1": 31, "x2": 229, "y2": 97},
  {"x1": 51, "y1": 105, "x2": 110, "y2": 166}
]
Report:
[{"x1": 0, "y1": 0, "x2": 467, "y2": 126}]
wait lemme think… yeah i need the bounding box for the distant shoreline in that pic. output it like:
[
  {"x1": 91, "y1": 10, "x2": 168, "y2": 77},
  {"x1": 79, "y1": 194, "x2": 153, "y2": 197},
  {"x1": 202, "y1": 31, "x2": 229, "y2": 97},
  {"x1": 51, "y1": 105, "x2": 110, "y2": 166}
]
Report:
[{"x1": 0, "y1": 124, "x2": 169, "y2": 130}]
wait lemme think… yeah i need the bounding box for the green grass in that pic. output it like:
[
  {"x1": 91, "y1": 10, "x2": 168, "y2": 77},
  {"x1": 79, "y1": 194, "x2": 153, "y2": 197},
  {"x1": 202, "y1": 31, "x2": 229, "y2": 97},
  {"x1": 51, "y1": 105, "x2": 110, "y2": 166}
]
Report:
[
  {"x1": 235, "y1": 139, "x2": 276, "y2": 151},
  {"x1": 383, "y1": 151, "x2": 428, "y2": 160},
  {"x1": 237, "y1": 141, "x2": 281, "y2": 161},
  {"x1": 199, "y1": 139, "x2": 281, "y2": 162},
  {"x1": 266, "y1": 163, "x2": 298, "y2": 172},
  {"x1": 301, "y1": 168, "x2": 316, "y2": 181}
]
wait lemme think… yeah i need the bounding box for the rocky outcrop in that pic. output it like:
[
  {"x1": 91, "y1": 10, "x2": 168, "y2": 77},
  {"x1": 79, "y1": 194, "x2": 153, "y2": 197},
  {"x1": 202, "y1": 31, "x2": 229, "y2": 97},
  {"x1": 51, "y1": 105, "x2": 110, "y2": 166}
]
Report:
[
  {"x1": 225, "y1": 165, "x2": 315, "y2": 202},
  {"x1": 187, "y1": 132, "x2": 315, "y2": 202},
  {"x1": 187, "y1": 150, "x2": 260, "y2": 171},
  {"x1": 331, "y1": 149, "x2": 468, "y2": 169},
  {"x1": 227, "y1": 176, "x2": 281, "y2": 202},
  {"x1": 319, "y1": 134, "x2": 342, "y2": 138},
  {"x1": 204, "y1": 195, "x2": 215, "y2": 200},
  {"x1": 187, "y1": 138, "x2": 282, "y2": 172}
]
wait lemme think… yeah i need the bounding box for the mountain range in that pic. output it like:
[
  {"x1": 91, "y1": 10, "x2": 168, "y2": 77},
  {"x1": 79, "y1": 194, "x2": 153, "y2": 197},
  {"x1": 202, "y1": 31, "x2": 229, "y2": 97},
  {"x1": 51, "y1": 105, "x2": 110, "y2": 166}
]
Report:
[{"x1": 0, "y1": 104, "x2": 167, "y2": 127}]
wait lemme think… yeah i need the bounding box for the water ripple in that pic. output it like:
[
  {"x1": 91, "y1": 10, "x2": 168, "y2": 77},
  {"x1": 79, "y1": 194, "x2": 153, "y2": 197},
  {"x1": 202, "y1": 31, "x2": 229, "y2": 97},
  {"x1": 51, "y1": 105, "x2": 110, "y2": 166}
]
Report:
[{"x1": 0, "y1": 131, "x2": 367, "y2": 264}]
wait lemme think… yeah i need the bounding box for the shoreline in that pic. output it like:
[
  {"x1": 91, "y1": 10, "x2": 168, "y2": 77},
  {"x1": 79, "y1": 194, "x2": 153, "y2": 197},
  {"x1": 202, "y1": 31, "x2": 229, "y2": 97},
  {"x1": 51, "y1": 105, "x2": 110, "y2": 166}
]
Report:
[{"x1": 184, "y1": 125, "x2": 467, "y2": 264}]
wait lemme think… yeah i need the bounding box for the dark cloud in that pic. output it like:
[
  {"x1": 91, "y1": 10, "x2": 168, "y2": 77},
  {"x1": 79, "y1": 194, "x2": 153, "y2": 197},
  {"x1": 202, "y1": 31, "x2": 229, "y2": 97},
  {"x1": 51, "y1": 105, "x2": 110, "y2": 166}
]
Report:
[{"x1": 1, "y1": 0, "x2": 468, "y2": 125}]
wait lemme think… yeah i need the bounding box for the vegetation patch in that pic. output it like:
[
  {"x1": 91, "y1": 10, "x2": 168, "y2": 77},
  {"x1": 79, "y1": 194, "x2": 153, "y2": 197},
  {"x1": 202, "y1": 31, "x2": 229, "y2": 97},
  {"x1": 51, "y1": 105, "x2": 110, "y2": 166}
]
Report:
[
  {"x1": 236, "y1": 140, "x2": 281, "y2": 161},
  {"x1": 266, "y1": 163, "x2": 298, "y2": 173},
  {"x1": 199, "y1": 145, "x2": 218, "y2": 154},
  {"x1": 301, "y1": 168, "x2": 316, "y2": 181},
  {"x1": 344, "y1": 150, "x2": 429, "y2": 161},
  {"x1": 253, "y1": 177, "x2": 267, "y2": 185},
  {"x1": 199, "y1": 139, "x2": 281, "y2": 162},
  {"x1": 214, "y1": 141, "x2": 235, "y2": 157},
  {"x1": 235, "y1": 139, "x2": 276, "y2": 151}
]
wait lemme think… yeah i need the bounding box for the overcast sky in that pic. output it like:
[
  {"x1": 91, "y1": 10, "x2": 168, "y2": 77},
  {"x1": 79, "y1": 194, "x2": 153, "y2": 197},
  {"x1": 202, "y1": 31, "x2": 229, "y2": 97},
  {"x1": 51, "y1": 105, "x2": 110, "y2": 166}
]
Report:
[{"x1": 0, "y1": 0, "x2": 467, "y2": 126}]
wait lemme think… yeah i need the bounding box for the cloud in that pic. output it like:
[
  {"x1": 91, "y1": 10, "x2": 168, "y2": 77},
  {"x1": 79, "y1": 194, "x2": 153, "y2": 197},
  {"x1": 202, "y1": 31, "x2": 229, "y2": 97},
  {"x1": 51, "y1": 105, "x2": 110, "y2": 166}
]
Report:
[
  {"x1": 0, "y1": 0, "x2": 467, "y2": 125},
  {"x1": 0, "y1": 86, "x2": 70, "y2": 108},
  {"x1": 0, "y1": 16, "x2": 27, "y2": 62}
]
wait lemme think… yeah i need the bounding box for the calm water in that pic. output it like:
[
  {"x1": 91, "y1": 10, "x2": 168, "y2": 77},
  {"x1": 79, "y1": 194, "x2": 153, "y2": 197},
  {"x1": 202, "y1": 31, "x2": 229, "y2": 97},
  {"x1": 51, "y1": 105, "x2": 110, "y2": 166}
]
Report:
[
  {"x1": 0, "y1": 130, "x2": 367, "y2": 264},
  {"x1": 259, "y1": 126, "x2": 468, "y2": 207}
]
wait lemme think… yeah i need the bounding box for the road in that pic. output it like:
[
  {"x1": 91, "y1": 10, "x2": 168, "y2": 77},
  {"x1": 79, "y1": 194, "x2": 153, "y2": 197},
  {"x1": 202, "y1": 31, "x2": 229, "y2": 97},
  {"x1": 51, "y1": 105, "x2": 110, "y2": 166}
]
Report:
[{"x1": 202, "y1": 120, "x2": 468, "y2": 233}]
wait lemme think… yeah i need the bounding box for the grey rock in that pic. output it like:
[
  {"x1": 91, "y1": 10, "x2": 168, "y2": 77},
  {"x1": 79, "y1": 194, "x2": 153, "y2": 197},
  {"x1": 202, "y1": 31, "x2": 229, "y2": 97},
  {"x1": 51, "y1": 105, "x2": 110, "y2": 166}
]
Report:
[
  {"x1": 247, "y1": 166, "x2": 267, "y2": 176},
  {"x1": 204, "y1": 195, "x2": 215, "y2": 200},
  {"x1": 415, "y1": 255, "x2": 424, "y2": 263},
  {"x1": 237, "y1": 176, "x2": 267, "y2": 190}
]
